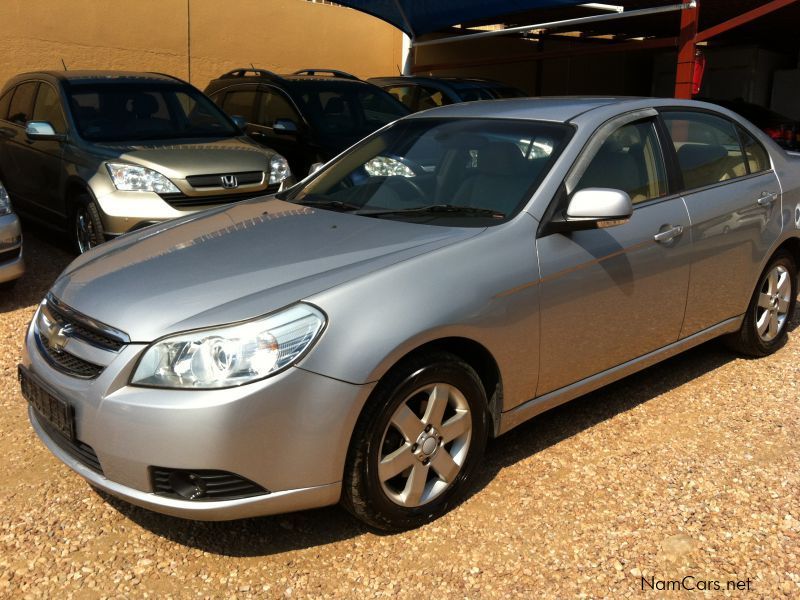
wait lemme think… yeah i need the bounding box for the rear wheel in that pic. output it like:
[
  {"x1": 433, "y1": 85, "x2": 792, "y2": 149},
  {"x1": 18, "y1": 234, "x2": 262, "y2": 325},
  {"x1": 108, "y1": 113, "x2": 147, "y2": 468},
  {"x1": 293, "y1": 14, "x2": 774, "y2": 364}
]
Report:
[
  {"x1": 342, "y1": 352, "x2": 489, "y2": 531},
  {"x1": 72, "y1": 193, "x2": 105, "y2": 254},
  {"x1": 727, "y1": 250, "x2": 797, "y2": 356}
]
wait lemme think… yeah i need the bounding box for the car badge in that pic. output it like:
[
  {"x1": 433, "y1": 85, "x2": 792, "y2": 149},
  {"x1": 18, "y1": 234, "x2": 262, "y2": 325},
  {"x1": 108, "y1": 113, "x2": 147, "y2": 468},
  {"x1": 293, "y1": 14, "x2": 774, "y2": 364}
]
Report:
[{"x1": 221, "y1": 175, "x2": 239, "y2": 189}]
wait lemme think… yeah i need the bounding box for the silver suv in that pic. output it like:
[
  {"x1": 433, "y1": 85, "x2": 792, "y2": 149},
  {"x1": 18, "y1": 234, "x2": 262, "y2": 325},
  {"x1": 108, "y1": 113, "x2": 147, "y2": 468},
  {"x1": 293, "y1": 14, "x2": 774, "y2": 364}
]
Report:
[{"x1": 0, "y1": 71, "x2": 293, "y2": 253}]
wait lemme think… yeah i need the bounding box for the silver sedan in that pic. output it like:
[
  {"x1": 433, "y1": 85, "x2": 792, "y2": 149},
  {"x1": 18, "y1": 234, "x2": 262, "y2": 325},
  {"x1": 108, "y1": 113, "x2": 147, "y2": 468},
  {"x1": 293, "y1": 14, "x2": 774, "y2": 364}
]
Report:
[
  {"x1": 19, "y1": 98, "x2": 800, "y2": 530},
  {"x1": 0, "y1": 179, "x2": 24, "y2": 286}
]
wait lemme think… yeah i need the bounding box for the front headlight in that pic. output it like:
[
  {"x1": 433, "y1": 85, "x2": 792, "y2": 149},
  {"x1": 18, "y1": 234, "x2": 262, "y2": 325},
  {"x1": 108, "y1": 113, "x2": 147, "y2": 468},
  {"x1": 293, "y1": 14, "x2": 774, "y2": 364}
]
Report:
[
  {"x1": 107, "y1": 163, "x2": 180, "y2": 194},
  {"x1": 269, "y1": 154, "x2": 291, "y2": 185},
  {"x1": 131, "y1": 304, "x2": 325, "y2": 389},
  {"x1": 0, "y1": 180, "x2": 11, "y2": 216}
]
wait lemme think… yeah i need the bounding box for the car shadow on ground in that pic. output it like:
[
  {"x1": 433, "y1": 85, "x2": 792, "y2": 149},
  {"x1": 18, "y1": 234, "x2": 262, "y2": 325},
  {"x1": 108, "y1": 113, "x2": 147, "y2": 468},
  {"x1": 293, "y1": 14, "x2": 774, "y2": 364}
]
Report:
[{"x1": 100, "y1": 306, "x2": 799, "y2": 557}]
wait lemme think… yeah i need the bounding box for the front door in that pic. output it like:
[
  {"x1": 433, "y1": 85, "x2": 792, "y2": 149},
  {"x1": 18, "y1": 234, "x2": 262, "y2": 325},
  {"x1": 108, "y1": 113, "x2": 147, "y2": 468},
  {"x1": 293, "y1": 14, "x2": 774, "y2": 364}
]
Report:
[{"x1": 536, "y1": 116, "x2": 692, "y2": 395}]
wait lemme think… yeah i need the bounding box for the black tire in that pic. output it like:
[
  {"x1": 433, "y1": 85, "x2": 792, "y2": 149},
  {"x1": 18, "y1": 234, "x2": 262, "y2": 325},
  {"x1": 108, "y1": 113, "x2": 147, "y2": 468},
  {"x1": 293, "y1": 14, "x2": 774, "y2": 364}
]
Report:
[
  {"x1": 341, "y1": 351, "x2": 489, "y2": 531},
  {"x1": 71, "y1": 193, "x2": 105, "y2": 255},
  {"x1": 726, "y1": 250, "x2": 797, "y2": 357}
]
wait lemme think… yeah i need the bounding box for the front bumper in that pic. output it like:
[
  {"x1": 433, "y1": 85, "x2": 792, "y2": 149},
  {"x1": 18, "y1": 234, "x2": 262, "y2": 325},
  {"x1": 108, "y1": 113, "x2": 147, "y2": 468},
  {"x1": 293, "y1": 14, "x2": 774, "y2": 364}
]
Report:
[
  {"x1": 22, "y1": 322, "x2": 375, "y2": 520},
  {"x1": 0, "y1": 212, "x2": 24, "y2": 284}
]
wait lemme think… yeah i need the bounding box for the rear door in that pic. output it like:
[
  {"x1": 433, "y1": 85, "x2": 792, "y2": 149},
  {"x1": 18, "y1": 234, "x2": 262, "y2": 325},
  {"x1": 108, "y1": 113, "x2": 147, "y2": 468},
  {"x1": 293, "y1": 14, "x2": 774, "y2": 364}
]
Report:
[
  {"x1": 659, "y1": 109, "x2": 783, "y2": 337},
  {"x1": 536, "y1": 112, "x2": 692, "y2": 396},
  {"x1": 0, "y1": 81, "x2": 38, "y2": 210}
]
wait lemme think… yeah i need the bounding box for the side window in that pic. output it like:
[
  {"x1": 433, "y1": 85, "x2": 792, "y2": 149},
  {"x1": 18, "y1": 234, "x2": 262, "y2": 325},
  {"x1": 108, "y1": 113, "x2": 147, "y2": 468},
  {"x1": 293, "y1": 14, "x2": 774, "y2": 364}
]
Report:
[
  {"x1": 32, "y1": 84, "x2": 67, "y2": 133},
  {"x1": 417, "y1": 87, "x2": 449, "y2": 111},
  {"x1": 8, "y1": 82, "x2": 38, "y2": 125},
  {"x1": 0, "y1": 89, "x2": 13, "y2": 120},
  {"x1": 738, "y1": 126, "x2": 770, "y2": 174},
  {"x1": 259, "y1": 90, "x2": 301, "y2": 126},
  {"x1": 575, "y1": 120, "x2": 667, "y2": 204},
  {"x1": 386, "y1": 85, "x2": 415, "y2": 110},
  {"x1": 221, "y1": 89, "x2": 258, "y2": 122},
  {"x1": 662, "y1": 111, "x2": 747, "y2": 190}
]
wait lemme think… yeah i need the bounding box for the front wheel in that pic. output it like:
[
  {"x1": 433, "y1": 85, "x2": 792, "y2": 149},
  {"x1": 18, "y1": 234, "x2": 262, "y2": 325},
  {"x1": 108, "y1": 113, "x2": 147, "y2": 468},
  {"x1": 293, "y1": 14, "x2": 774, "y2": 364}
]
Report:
[
  {"x1": 342, "y1": 352, "x2": 489, "y2": 531},
  {"x1": 72, "y1": 194, "x2": 105, "y2": 254},
  {"x1": 727, "y1": 250, "x2": 797, "y2": 356}
]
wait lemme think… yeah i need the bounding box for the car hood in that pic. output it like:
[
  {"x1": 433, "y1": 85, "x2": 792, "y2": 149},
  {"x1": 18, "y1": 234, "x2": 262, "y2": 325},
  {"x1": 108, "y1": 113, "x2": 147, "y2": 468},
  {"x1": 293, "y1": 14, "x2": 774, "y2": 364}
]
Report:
[
  {"x1": 51, "y1": 198, "x2": 481, "y2": 341},
  {"x1": 93, "y1": 137, "x2": 273, "y2": 178}
]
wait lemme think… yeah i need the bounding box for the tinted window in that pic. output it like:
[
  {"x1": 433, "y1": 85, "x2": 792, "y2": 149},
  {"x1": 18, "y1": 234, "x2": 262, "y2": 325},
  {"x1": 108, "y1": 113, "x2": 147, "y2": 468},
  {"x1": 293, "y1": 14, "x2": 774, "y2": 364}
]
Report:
[
  {"x1": 67, "y1": 83, "x2": 237, "y2": 142},
  {"x1": 417, "y1": 87, "x2": 449, "y2": 111},
  {"x1": 295, "y1": 83, "x2": 408, "y2": 140},
  {"x1": 221, "y1": 89, "x2": 258, "y2": 121},
  {"x1": 738, "y1": 126, "x2": 770, "y2": 174},
  {"x1": 576, "y1": 120, "x2": 667, "y2": 204},
  {"x1": 259, "y1": 90, "x2": 301, "y2": 125},
  {"x1": 386, "y1": 85, "x2": 415, "y2": 110},
  {"x1": 8, "y1": 82, "x2": 38, "y2": 125},
  {"x1": 0, "y1": 89, "x2": 13, "y2": 120},
  {"x1": 289, "y1": 118, "x2": 570, "y2": 225},
  {"x1": 663, "y1": 111, "x2": 747, "y2": 190},
  {"x1": 32, "y1": 84, "x2": 67, "y2": 133}
]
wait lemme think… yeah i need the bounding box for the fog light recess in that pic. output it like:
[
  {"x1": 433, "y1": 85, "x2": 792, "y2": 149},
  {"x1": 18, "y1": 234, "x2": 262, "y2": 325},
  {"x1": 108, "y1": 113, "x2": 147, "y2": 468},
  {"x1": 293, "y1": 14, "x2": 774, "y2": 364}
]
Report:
[{"x1": 151, "y1": 467, "x2": 269, "y2": 501}]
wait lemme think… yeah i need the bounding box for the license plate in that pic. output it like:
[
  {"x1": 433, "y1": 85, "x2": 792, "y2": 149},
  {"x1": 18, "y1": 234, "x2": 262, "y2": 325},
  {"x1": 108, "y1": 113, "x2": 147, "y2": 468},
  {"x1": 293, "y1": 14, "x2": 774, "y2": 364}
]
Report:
[{"x1": 18, "y1": 366, "x2": 75, "y2": 441}]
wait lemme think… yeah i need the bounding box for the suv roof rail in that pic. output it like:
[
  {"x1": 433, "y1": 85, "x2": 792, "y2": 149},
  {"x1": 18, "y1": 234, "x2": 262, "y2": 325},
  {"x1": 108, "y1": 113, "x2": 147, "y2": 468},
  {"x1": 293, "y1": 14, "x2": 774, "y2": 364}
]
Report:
[
  {"x1": 292, "y1": 69, "x2": 360, "y2": 81},
  {"x1": 220, "y1": 68, "x2": 284, "y2": 80}
]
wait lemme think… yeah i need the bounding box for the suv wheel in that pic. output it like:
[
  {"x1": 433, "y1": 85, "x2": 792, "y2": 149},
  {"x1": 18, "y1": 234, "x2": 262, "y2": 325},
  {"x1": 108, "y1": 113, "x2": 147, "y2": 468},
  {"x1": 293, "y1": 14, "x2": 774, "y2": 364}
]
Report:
[
  {"x1": 342, "y1": 352, "x2": 489, "y2": 531},
  {"x1": 727, "y1": 250, "x2": 797, "y2": 356},
  {"x1": 72, "y1": 194, "x2": 105, "y2": 254}
]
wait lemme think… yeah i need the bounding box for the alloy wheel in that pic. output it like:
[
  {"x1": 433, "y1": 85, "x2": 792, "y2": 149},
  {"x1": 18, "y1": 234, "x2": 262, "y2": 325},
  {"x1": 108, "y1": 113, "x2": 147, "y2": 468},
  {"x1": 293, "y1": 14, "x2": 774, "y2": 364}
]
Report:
[
  {"x1": 756, "y1": 264, "x2": 792, "y2": 342},
  {"x1": 75, "y1": 207, "x2": 98, "y2": 254},
  {"x1": 378, "y1": 382, "x2": 472, "y2": 507}
]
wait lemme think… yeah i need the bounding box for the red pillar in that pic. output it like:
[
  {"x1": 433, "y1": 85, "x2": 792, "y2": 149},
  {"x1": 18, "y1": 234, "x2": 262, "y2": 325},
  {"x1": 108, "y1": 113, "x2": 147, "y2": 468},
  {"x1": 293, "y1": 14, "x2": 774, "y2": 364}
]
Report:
[{"x1": 674, "y1": 1, "x2": 700, "y2": 99}]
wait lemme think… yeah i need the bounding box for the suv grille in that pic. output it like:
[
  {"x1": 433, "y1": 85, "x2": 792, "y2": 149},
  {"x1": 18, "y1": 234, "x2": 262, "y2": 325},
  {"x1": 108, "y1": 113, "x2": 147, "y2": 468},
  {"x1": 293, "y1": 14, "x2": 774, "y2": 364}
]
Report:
[
  {"x1": 186, "y1": 171, "x2": 264, "y2": 189},
  {"x1": 35, "y1": 412, "x2": 103, "y2": 475},
  {"x1": 160, "y1": 185, "x2": 279, "y2": 208}
]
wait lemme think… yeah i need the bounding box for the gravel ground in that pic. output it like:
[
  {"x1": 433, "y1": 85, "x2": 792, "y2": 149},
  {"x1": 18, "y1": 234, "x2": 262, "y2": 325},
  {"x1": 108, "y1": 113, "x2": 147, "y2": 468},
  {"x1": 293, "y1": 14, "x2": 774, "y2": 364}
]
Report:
[{"x1": 1, "y1": 230, "x2": 799, "y2": 599}]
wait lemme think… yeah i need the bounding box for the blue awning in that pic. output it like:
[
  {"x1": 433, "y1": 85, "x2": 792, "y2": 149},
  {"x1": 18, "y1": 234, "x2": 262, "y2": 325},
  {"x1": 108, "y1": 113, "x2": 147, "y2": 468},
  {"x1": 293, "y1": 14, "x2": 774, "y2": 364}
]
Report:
[{"x1": 334, "y1": 0, "x2": 590, "y2": 37}]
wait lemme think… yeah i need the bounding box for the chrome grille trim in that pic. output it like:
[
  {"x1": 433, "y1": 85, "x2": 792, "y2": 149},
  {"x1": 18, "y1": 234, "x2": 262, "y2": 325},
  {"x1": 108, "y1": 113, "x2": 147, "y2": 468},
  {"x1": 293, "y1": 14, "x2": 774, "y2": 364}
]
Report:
[{"x1": 45, "y1": 293, "x2": 129, "y2": 351}]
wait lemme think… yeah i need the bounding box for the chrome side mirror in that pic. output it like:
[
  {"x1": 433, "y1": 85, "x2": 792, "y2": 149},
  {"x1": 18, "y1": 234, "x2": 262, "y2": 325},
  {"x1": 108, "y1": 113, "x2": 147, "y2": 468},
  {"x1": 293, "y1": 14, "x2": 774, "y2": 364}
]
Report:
[
  {"x1": 230, "y1": 115, "x2": 248, "y2": 131},
  {"x1": 274, "y1": 119, "x2": 299, "y2": 135},
  {"x1": 25, "y1": 121, "x2": 65, "y2": 142},
  {"x1": 566, "y1": 188, "x2": 633, "y2": 229}
]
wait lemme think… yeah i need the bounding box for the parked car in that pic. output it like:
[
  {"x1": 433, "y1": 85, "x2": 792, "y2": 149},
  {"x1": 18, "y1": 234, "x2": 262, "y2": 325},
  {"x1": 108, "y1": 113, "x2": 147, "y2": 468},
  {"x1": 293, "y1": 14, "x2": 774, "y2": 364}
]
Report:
[
  {"x1": 0, "y1": 71, "x2": 293, "y2": 254},
  {"x1": 369, "y1": 75, "x2": 526, "y2": 112},
  {"x1": 205, "y1": 68, "x2": 410, "y2": 177},
  {"x1": 20, "y1": 97, "x2": 800, "y2": 531},
  {"x1": 0, "y1": 178, "x2": 24, "y2": 286},
  {"x1": 700, "y1": 97, "x2": 800, "y2": 150}
]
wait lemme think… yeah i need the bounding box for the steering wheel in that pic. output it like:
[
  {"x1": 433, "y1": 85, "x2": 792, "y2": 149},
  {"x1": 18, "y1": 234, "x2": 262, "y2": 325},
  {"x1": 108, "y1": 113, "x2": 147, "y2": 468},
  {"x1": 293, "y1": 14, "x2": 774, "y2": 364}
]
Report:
[{"x1": 383, "y1": 175, "x2": 426, "y2": 201}]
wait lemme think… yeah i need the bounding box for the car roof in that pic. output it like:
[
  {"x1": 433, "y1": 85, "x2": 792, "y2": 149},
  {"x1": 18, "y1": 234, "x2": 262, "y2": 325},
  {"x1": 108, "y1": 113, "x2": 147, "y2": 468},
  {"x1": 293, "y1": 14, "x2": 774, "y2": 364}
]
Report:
[
  {"x1": 15, "y1": 71, "x2": 185, "y2": 85},
  {"x1": 406, "y1": 96, "x2": 736, "y2": 124}
]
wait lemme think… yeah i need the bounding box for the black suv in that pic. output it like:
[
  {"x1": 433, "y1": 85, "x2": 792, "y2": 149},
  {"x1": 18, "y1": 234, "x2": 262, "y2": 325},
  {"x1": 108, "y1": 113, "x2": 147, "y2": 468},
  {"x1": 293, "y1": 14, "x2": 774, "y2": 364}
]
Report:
[
  {"x1": 205, "y1": 69, "x2": 410, "y2": 177},
  {"x1": 369, "y1": 76, "x2": 526, "y2": 113}
]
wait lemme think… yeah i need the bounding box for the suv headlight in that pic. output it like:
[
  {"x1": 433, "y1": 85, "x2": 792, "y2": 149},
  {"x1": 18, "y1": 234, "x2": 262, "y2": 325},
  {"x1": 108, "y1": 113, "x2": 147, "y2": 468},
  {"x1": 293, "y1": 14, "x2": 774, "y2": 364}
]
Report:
[
  {"x1": 269, "y1": 154, "x2": 291, "y2": 185},
  {"x1": 0, "y1": 180, "x2": 11, "y2": 216},
  {"x1": 131, "y1": 304, "x2": 325, "y2": 389},
  {"x1": 107, "y1": 163, "x2": 180, "y2": 194}
]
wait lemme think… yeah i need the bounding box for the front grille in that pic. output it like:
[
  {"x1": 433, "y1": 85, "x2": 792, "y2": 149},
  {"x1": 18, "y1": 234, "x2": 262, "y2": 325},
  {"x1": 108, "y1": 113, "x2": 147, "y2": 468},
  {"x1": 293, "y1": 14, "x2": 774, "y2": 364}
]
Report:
[
  {"x1": 0, "y1": 246, "x2": 21, "y2": 264},
  {"x1": 186, "y1": 171, "x2": 264, "y2": 189},
  {"x1": 151, "y1": 467, "x2": 269, "y2": 501},
  {"x1": 160, "y1": 186, "x2": 279, "y2": 208},
  {"x1": 46, "y1": 296, "x2": 127, "y2": 352},
  {"x1": 36, "y1": 333, "x2": 104, "y2": 379},
  {"x1": 35, "y1": 411, "x2": 103, "y2": 474}
]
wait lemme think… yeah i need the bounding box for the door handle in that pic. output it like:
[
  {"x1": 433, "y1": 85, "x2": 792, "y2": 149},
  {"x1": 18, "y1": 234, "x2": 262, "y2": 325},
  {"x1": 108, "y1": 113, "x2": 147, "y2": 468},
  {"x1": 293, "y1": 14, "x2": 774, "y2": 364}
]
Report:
[
  {"x1": 654, "y1": 225, "x2": 684, "y2": 243},
  {"x1": 757, "y1": 192, "x2": 777, "y2": 207}
]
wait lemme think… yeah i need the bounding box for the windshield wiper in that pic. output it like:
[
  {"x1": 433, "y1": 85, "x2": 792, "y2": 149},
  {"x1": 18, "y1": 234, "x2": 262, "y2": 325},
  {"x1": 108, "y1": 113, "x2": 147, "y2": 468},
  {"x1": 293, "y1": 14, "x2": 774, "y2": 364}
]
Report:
[
  {"x1": 358, "y1": 204, "x2": 505, "y2": 219},
  {"x1": 295, "y1": 195, "x2": 361, "y2": 212}
]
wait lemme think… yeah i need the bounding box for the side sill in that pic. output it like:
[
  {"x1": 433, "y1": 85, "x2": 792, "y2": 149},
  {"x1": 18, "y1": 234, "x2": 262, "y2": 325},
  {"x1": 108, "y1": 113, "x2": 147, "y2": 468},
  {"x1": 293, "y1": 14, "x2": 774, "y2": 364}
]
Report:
[{"x1": 497, "y1": 316, "x2": 743, "y2": 435}]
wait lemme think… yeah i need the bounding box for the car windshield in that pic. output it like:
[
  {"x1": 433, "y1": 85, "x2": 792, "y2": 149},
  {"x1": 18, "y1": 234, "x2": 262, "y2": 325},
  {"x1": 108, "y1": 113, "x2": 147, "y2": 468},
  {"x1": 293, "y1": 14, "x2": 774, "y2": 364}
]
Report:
[
  {"x1": 292, "y1": 81, "x2": 409, "y2": 142},
  {"x1": 284, "y1": 118, "x2": 571, "y2": 227},
  {"x1": 67, "y1": 82, "x2": 238, "y2": 142},
  {"x1": 453, "y1": 85, "x2": 525, "y2": 102}
]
